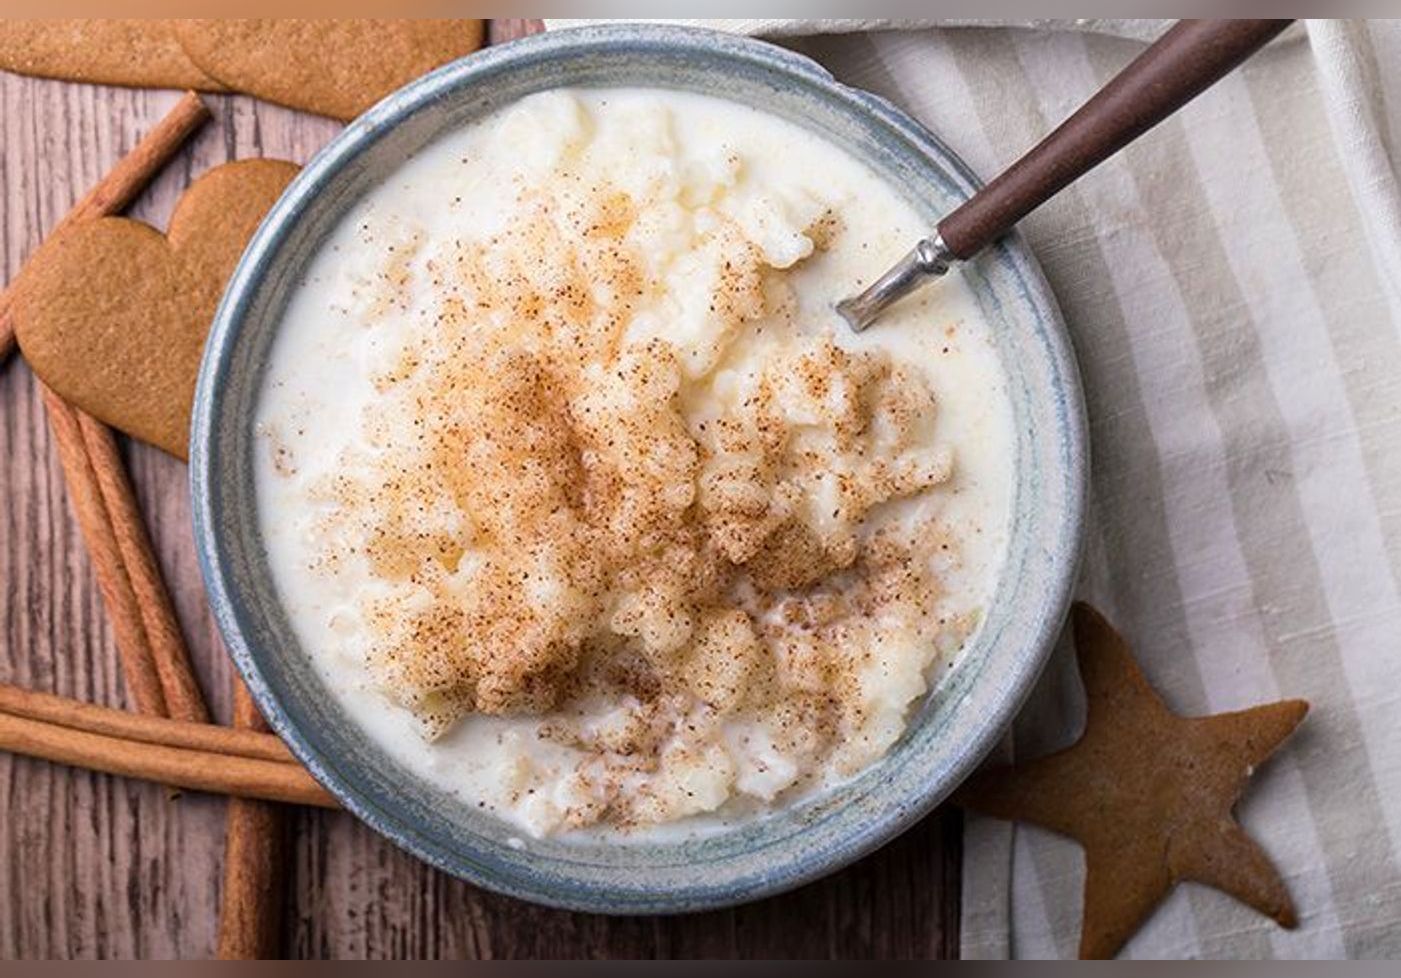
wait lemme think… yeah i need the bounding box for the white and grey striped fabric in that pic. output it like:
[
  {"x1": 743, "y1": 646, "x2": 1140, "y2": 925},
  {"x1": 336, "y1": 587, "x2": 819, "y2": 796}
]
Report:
[{"x1": 548, "y1": 18, "x2": 1401, "y2": 960}]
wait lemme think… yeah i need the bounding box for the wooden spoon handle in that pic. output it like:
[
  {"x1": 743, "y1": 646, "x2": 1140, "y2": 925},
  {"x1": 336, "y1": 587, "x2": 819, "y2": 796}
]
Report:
[{"x1": 936, "y1": 19, "x2": 1291, "y2": 259}]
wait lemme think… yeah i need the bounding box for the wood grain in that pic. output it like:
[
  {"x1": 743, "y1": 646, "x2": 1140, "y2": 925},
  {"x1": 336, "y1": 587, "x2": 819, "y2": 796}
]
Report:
[{"x1": 0, "y1": 20, "x2": 960, "y2": 959}]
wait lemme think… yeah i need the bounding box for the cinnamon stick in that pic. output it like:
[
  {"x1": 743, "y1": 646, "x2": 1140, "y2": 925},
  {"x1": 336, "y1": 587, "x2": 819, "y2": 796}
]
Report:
[
  {"x1": 42, "y1": 386, "x2": 169, "y2": 716},
  {"x1": 42, "y1": 385, "x2": 212, "y2": 723},
  {"x1": 0, "y1": 682, "x2": 292, "y2": 762},
  {"x1": 79, "y1": 413, "x2": 209, "y2": 722},
  {"x1": 0, "y1": 709, "x2": 336, "y2": 808},
  {"x1": 217, "y1": 681, "x2": 287, "y2": 959}
]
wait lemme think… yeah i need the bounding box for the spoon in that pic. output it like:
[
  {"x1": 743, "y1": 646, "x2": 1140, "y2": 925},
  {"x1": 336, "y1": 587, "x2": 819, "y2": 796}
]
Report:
[{"x1": 837, "y1": 18, "x2": 1292, "y2": 332}]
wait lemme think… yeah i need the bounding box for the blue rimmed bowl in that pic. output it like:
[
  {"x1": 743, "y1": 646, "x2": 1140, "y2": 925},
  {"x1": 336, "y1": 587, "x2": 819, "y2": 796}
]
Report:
[{"x1": 191, "y1": 23, "x2": 1087, "y2": 913}]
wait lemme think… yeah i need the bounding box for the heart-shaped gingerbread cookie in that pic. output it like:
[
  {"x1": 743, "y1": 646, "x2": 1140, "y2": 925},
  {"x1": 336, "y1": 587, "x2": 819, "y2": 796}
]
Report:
[
  {"x1": 174, "y1": 20, "x2": 485, "y2": 121},
  {"x1": 14, "y1": 159, "x2": 299, "y2": 459}
]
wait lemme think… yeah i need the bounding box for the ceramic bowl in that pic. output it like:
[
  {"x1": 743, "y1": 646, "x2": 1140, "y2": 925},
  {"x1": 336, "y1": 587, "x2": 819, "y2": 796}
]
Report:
[{"x1": 191, "y1": 23, "x2": 1087, "y2": 913}]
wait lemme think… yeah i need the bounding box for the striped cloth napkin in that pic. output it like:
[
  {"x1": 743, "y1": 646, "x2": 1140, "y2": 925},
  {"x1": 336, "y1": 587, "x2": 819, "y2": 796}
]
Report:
[{"x1": 547, "y1": 19, "x2": 1401, "y2": 959}]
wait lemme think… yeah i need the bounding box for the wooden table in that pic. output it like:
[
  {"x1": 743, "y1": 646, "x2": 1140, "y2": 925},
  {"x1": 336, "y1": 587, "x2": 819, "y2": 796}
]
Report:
[{"x1": 0, "y1": 20, "x2": 960, "y2": 959}]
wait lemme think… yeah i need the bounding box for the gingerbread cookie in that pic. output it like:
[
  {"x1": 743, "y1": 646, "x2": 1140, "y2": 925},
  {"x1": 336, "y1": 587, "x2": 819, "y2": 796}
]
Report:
[
  {"x1": 0, "y1": 21, "x2": 225, "y2": 91},
  {"x1": 956, "y1": 603, "x2": 1307, "y2": 959},
  {"x1": 13, "y1": 159, "x2": 299, "y2": 459},
  {"x1": 173, "y1": 20, "x2": 485, "y2": 121}
]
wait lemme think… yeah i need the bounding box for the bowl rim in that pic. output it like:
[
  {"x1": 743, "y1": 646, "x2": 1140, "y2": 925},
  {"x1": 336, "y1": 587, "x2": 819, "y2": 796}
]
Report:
[{"x1": 191, "y1": 22, "x2": 1088, "y2": 913}]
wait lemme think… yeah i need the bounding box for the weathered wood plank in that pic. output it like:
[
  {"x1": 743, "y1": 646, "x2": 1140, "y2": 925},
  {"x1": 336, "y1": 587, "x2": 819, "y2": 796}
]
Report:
[{"x1": 0, "y1": 20, "x2": 959, "y2": 958}]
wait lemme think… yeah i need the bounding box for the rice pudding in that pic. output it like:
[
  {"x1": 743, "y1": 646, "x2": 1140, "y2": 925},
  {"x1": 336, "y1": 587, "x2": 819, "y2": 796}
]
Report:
[{"x1": 255, "y1": 88, "x2": 1012, "y2": 838}]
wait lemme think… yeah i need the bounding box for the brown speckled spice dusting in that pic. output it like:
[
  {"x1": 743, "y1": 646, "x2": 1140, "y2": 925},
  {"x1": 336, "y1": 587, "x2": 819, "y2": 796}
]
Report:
[{"x1": 293, "y1": 152, "x2": 974, "y2": 831}]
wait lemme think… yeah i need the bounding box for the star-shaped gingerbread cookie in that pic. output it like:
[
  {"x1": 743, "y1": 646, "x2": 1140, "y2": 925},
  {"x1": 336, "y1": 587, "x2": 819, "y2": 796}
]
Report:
[{"x1": 956, "y1": 602, "x2": 1308, "y2": 959}]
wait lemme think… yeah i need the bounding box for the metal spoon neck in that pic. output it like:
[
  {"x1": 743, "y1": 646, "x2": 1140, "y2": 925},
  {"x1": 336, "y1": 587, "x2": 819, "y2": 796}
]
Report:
[{"x1": 836, "y1": 233, "x2": 957, "y2": 333}]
